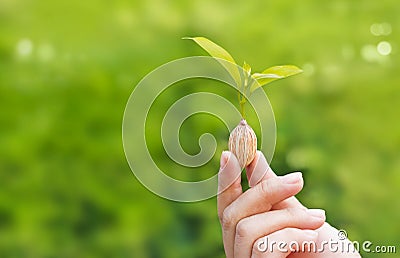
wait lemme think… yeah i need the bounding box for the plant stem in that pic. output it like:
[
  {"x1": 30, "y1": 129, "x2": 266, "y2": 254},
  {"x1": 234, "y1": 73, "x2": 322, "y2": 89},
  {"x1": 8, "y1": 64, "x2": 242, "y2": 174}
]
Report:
[
  {"x1": 238, "y1": 89, "x2": 246, "y2": 119},
  {"x1": 237, "y1": 91, "x2": 245, "y2": 118},
  {"x1": 240, "y1": 98, "x2": 245, "y2": 118},
  {"x1": 238, "y1": 75, "x2": 250, "y2": 119}
]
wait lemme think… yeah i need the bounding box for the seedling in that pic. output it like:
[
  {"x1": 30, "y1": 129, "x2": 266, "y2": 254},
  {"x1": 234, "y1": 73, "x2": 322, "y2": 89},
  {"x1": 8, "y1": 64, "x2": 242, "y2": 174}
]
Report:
[{"x1": 184, "y1": 37, "x2": 302, "y2": 168}]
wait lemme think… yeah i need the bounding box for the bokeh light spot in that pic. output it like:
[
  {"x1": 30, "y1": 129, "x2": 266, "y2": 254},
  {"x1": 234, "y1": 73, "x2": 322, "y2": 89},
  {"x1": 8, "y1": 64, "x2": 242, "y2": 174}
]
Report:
[
  {"x1": 16, "y1": 38, "x2": 33, "y2": 57},
  {"x1": 370, "y1": 22, "x2": 392, "y2": 36},
  {"x1": 377, "y1": 41, "x2": 392, "y2": 56}
]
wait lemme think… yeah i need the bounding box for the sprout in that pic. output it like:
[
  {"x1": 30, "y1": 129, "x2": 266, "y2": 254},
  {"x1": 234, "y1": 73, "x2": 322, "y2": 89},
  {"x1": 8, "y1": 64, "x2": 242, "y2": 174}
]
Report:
[{"x1": 184, "y1": 37, "x2": 303, "y2": 167}]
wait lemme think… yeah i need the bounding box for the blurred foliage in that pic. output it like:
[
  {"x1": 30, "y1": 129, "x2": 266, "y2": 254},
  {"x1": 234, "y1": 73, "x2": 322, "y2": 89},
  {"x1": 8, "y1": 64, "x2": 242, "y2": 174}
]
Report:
[{"x1": 1, "y1": 0, "x2": 399, "y2": 257}]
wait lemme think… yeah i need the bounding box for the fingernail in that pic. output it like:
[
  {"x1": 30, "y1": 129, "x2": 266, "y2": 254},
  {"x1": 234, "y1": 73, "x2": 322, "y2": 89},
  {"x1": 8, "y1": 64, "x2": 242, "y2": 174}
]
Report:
[
  {"x1": 307, "y1": 209, "x2": 326, "y2": 219},
  {"x1": 303, "y1": 230, "x2": 318, "y2": 238},
  {"x1": 281, "y1": 172, "x2": 302, "y2": 184},
  {"x1": 220, "y1": 151, "x2": 230, "y2": 170}
]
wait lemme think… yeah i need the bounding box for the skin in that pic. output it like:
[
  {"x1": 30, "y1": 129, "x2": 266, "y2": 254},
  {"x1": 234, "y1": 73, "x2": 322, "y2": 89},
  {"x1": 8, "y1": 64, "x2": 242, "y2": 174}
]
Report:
[{"x1": 217, "y1": 151, "x2": 362, "y2": 258}]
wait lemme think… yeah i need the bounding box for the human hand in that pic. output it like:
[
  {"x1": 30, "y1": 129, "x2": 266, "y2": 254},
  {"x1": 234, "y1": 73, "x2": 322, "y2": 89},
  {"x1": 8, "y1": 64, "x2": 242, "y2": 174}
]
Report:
[{"x1": 217, "y1": 151, "x2": 361, "y2": 258}]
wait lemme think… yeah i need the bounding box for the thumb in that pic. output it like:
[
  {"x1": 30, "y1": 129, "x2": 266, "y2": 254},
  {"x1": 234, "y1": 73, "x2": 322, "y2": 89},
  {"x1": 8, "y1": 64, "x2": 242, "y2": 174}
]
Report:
[{"x1": 246, "y1": 151, "x2": 275, "y2": 187}]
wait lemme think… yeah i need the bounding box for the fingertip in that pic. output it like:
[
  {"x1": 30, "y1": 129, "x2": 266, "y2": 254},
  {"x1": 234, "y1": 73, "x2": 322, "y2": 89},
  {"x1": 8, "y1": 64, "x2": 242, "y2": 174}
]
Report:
[
  {"x1": 220, "y1": 151, "x2": 241, "y2": 171},
  {"x1": 306, "y1": 209, "x2": 326, "y2": 220},
  {"x1": 280, "y1": 172, "x2": 303, "y2": 184},
  {"x1": 245, "y1": 151, "x2": 259, "y2": 177},
  {"x1": 220, "y1": 151, "x2": 230, "y2": 170},
  {"x1": 218, "y1": 151, "x2": 242, "y2": 193},
  {"x1": 271, "y1": 172, "x2": 304, "y2": 199},
  {"x1": 247, "y1": 151, "x2": 272, "y2": 187}
]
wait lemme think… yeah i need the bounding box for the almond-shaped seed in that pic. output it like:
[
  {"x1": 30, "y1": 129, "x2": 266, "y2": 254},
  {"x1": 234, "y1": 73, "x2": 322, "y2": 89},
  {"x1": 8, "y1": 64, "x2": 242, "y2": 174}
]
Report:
[{"x1": 228, "y1": 119, "x2": 257, "y2": 169}]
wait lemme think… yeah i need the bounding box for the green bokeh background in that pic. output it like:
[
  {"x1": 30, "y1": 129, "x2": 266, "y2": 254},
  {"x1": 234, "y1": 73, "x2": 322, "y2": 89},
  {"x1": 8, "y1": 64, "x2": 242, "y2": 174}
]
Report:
[{"x1": 1, "y1": 0, "x2": 399, "y2": 257}]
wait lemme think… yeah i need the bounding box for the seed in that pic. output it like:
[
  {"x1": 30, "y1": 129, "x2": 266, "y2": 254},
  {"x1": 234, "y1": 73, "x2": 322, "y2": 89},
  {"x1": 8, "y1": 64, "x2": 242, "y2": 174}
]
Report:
[{"x1": 228, "y1": 119, "x2": 257, "y2": 169}]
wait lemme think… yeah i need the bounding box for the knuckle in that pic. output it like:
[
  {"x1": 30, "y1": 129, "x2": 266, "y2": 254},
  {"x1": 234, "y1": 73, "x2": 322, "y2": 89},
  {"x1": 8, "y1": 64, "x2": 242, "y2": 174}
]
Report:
[
  {"x1": 221, "y1": 207, "x2": 235, "y2": 231},
  {"x1": 259, "y1": 179, "x2": 271, "y2": 195},
  {"x1": 285, "y1": 207, "x2": 310, "y2": 222},
  {"x1": 235, "y1": 218, "x2": 250, "y2": 239},
  {"x1": 285, "y1": 207, "x2": 300, "y2": 218}
]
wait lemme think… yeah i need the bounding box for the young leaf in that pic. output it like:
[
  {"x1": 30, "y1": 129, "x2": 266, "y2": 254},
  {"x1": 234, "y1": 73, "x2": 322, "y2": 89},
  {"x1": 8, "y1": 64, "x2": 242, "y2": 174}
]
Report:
[
  {"x1": 250, "y1": 73, "x2": 282, "y2": 92},
  {"x1": 250, "y1": 65, "x2": 303, "y2": 92},
  {"x1": 243, "y1": 61, "x2": 251, "y2": 75},
  {"x1": 242, "y1": 61, "x2": 253, "y2": 94},
  {"x1": 183, "y1": 37, "x2": 241, "y2": 86}
]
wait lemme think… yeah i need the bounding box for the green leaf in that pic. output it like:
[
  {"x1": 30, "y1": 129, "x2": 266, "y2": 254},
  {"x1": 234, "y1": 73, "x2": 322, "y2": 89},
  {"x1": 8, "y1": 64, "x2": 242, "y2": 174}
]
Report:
[
  {"x1": 183, "y1": 37, "x2": 236, "y2": 64},
  {"x1": 250, "y1": 73, "x2": 282, "y2": 92},
  {"x1": 183, "y1": 37, "x2": 241, "y2": 86},
  {"x1": 250, "y1": 65, "x2": 303, "y2": 92}
]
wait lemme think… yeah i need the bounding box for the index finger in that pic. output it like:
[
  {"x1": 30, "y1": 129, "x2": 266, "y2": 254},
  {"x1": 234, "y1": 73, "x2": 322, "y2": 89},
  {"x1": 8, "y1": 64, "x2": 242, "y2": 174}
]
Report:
[{"x1": 246, "y1": 151, "x2": 305, "y2": 210}]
